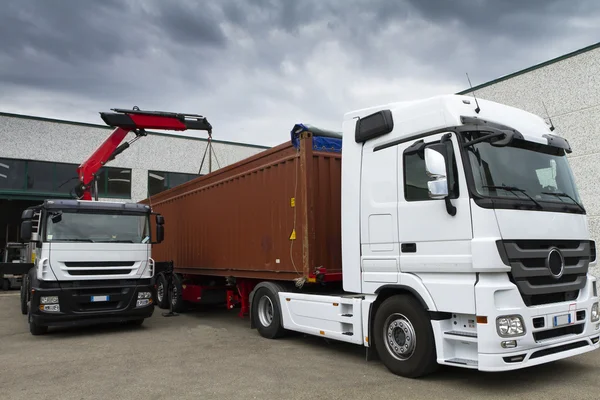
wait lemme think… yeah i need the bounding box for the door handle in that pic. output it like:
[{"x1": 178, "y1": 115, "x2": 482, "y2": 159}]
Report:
[{"x1": 401, "y1": 243, "x2": 417, "y2": 253}]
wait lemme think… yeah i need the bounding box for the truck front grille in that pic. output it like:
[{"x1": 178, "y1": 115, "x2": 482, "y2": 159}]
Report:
[
  {"x1": 497, "y1": 240, "x2": 591, "y2": 306},
  {"x1": 71, "y1": 286, "x2": 133, "y2": 312},
  {"x1": 533, "y1": 323, "x2": 585, "y2": 342},
  {"x1": 63, "y1": 261, "x2": 136, "y2": 277},
  {"x1": 68, "y1": 269, "x2": 133, "y2": 276}
]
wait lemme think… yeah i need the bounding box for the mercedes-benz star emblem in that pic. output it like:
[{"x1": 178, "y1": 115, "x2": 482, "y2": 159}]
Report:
[{"x1": 546, "y1": 247, "x2": 565, "y2": 279}]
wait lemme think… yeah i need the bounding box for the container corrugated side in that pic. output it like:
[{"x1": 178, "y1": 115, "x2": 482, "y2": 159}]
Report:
[{"x1": 141, "y1": 136, "x2": 342, "y2": 282}]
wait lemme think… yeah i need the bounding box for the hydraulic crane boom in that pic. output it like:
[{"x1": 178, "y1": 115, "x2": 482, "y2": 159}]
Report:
[{"x1": 75, "y1": 107, "x2": 212, "y2": 200}]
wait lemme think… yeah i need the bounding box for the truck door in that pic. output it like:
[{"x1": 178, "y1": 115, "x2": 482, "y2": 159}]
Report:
[
  {"x1": 359, "y1": 143, "x2": 400, "y2": 292},
  {"x1": 396, "y1": 131, "x2": 473, "y2": 273}
]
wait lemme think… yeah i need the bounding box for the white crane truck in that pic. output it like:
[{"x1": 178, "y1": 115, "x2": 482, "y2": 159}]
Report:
[
  {"x1": 15, "y1": 107, "x2": 212, "y2": 335},
  {"x1": 19, "y1": 199, "x2": 164, "y2": 335}
]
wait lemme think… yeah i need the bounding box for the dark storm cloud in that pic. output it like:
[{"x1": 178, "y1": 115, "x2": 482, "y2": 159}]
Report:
[
  {"x1": 0, "y1": 0, "x2": 137, "y2": 61},
  {"x1": 1, "y1": 0, "x2": 599, "y2": 146},
  {"x1": 152, "y1": 2, "x2": 227, "y2": 47}
]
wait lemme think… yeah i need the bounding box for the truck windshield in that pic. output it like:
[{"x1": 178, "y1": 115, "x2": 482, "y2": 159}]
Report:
[
  {"x1": 45, "y1": 212, "x2": 150, "y2": 243},
  {"x1": 463, "y1": 134, "x2": 582, "y2": 210}
]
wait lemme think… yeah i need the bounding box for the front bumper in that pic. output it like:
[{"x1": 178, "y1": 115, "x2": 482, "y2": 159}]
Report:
[
  {"x1": 30, "y1": 279, "x2": 155, "y2": 327},
  {"x1": 479, "y1": 333, "x2": 600, "y2": 371},
  {"x1": 472, "y1": 272, "x2": 600, "y2": 371}
]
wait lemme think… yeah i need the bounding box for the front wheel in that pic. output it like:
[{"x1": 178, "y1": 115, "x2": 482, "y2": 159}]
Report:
[
  {"x1": 373, "y1": 294, "x2": 438, "y2": 378},
  {"x1": 20, "y1": 274, "x2": 29, "y2": 315},
  {"x1": 28, "y1": 312, "x2": 48, "y2": 336},
  {"x1": 128, "y1": 318, "x2": 145, "y2": 326}
]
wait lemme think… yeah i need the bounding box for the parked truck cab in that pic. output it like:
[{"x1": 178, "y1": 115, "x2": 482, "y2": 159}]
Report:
[{"x1": 20, "y1": 199, "x2": 164, "y2": 335}]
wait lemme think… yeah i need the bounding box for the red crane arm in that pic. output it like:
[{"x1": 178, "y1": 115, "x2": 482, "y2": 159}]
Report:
[{"x1": 76, "y1": 108, "x2": 212, "y2": 200}]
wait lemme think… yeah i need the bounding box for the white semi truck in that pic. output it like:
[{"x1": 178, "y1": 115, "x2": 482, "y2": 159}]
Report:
[
  {"x1": 281, "y1": 95, "x2": 600, "y2": 376},
  {"x1": 151, "y1": 94, "x2": 599, "y2": 378}
]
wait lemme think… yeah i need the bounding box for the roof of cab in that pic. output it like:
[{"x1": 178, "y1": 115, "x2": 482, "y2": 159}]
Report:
[
  {"x1": 343, "y1": 94, "x2": 555, "y2": 145},
  {"x1": 42, "y1": 199, "x2": 151, "y2": 212}
]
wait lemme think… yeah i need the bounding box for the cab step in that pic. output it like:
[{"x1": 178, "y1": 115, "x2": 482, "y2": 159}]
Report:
[
  {"x1": 443, "y1": 330, "x2": 478, "y2": 342},
  {"x1": 445, "y1": 330, "x2": 477, "y2": 338}
]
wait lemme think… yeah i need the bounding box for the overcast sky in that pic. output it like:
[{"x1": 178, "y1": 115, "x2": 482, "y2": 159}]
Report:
[{"x1": 1, "y1": 0, "x2": 599, "y2": 147}]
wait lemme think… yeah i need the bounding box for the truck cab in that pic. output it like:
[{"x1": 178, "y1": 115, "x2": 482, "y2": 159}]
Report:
[
  {"x1": 337, "y1": 94, "x2": 599, "y2": 375},
  {"x1": 20, "y1": 199, "x2": 164, "y2": 335}
]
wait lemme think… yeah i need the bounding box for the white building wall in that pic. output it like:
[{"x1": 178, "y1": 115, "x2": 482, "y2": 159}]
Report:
[
  {"x1": 0, "y1": 114, "x2": 268, "y2": 202},
  {"x1": 459, "y1": 44, "x2": 600, "y2": 277}
]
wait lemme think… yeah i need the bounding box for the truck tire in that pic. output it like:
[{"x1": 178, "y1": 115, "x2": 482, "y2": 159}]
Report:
[
  {"x1": 20, "y1": 274, "x2": 28, "y2": 315},
  {"x1": 128, "y1": 318, "x2": 145, "y2": 326},
  {"x1": 251, "y1": 282, "x2": 287, "y2": 339},
  {"x1": 169, "y1": 273, "x2": 186, "y2": 313},
  {"x1": 1, "y1": 279, "x2": 9, "y2": 291},
  {"x1": 373, "y1": 294, "x2": 438, "y2": 378},
  {"x1": 28, "y1": 310, "x2": 48, "y2": 336},
  {"x1": 155, "y1": 273, "x2": 169, "y2": 309},
  {"x1": 29, "y1": 320, "x2": 48, "y2": 335}
]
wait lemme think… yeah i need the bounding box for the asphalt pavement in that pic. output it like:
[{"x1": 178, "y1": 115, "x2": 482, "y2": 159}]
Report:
[{"x1": 0, "y1": 291, "x2": 599, "y2": 400}]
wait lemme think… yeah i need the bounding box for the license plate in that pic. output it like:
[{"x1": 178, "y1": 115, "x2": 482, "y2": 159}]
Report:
[
  {"x1": 553, "y1": 313, "x2": 572, "y2": 327},
  {"x1": 91, "y1": 295, "x2": 110, "y2": 302}
]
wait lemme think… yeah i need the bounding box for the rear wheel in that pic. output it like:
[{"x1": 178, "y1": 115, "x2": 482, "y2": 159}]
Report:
[
  {"x1": 251, "y1": 283, "x2": 286, "y2": 339},
  {"x1": 1, "y1": 279, "x2": 9, "y2": 291},
  {"x1": 155, "y1": 273, "x2": 169, "y2": 309},
  {"x1": 373, "y1": 294, "x2": 438, "y2": 378},
  {"x1": 169, "y1": 274, "x2": 186, "y2": 313}
]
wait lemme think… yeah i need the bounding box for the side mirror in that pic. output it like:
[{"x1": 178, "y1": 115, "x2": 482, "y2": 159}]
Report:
[
  {"x1": 21, "y1": 209, "x2": 34, "y2": 219},
  {"x1": 20, "y1": 220, "x2": 32, "y2": 242},
  {"x1": 425, "y1": 144, "x2": 449, "y2": 199},
  {"x1": 156, "y1": 214, "x2": 164, "y2": 225},
  {"x1": 156, "y1": 224, "x2": 164, "y2": 244}
]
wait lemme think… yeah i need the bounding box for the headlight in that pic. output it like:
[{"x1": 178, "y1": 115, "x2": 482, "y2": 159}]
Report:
[
  {"x1": 592, "y1": 303, "x2": 599, "y2": 322},
  {"x1": 138, "y1": 292, "x2": 152, "y2": 299},
  {"x1": 39, "y1": 304, "x2": 60, "y2": 312},
  {"x1": 136, "y1": 299, "x2": 152, "y2": 307},
  {"x1": 496, "y1": 315, "x2": 525, "y2": 337},
  {"x1": 40, "y1": 296, "x2": 59, "y2": 304}
]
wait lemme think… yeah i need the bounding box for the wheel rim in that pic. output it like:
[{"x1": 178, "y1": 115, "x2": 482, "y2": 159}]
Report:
[
  {"x1": 383, "y1": 313, "x2": 416, "y2": 361},
  {"x1": 171, "y1": 283, "x2": 178, "y2": 307},
  {"x1": 257, "y1": 295, "x2": 274, "y2": 327},
  {"x1": 157, "y1": 281, "x2": 164, "y2": 303}
]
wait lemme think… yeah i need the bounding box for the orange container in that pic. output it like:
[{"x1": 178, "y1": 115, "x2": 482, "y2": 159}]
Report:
[{"x1": 141, "y1": 132, "x2": 342, "y2": 282}]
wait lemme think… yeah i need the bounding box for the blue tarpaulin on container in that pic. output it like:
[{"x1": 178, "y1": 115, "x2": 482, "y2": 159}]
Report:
[{"x1": 290, "y1": 123, "x2": 342, "y2": 153}]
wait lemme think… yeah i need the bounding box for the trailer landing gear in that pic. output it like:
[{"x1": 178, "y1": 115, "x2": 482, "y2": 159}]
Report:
[{"x1": 226, "y1": 279, "x2": 256, "y2": 318}]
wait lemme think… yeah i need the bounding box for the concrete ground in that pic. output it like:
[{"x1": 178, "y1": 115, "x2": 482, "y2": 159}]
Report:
[{"x1": 0, "y1": 291, "x2": 599, "y2": 400}]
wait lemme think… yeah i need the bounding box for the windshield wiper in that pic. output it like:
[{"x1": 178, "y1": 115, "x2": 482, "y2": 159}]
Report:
[
  {"x1": 541, "y1": 191, "x2": 585, "y2": 213},
  {"x1": 483, "y1": 185, "x2": 543, "y2": 209},
  {"x1": 463, "y1": 132, "x2": 505, "y2": 148}
]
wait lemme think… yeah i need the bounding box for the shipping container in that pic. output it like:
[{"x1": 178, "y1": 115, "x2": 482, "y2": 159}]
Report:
[{"x1": 141, "y1": 124, "x2": 343, "y2": 285}]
